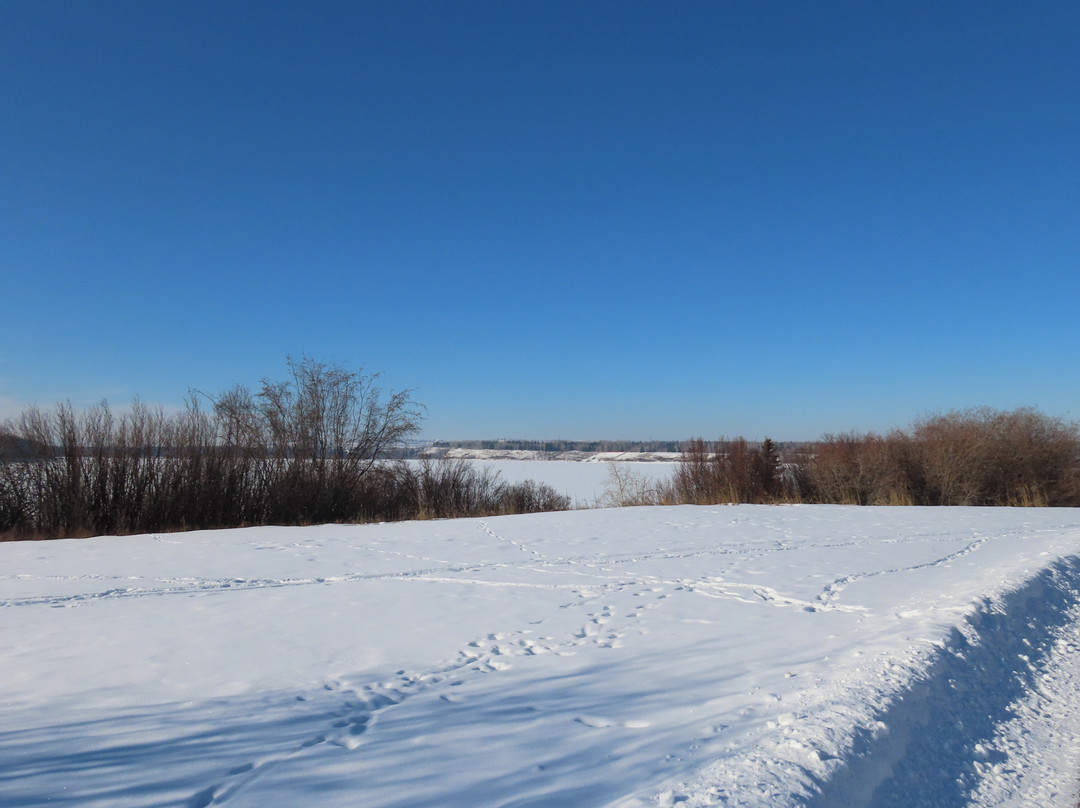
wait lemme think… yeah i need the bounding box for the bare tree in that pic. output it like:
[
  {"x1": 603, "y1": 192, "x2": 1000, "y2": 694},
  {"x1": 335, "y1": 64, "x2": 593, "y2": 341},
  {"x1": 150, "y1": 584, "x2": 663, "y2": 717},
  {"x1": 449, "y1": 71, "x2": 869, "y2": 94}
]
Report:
[{"x1": 249, "y1": 355, "x2": 423, "y2": 469}]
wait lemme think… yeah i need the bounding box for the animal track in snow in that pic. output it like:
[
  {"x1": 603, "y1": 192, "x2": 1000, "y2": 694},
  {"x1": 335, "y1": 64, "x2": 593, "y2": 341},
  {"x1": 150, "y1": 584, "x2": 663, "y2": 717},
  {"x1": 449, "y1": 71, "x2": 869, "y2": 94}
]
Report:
[
  {"x1": 816, "y1": 537, "x2": 988, "y2": 610},
  {"x1": 671, "y1": 537, "x2": 990, "y2": 615},
  {"x1": 683, "y1": 578, "x2": 865, "y2": 614},
  {"x1": 479, "y1": 520, "x2": 554, "y2": 561},
  {"x1": 574, "y1": 715, "x2": 651, "y2": 729},
  {"x1": 184, "y1": 586, "x2": 678, "y2": 805}
]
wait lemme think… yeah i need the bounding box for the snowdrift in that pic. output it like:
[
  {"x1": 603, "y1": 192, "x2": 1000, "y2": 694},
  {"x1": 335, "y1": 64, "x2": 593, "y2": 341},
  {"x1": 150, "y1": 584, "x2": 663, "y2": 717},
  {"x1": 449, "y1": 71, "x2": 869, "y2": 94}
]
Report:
[{"x1": 2, "y1": 505, "x2": 1080, "y2": 807}]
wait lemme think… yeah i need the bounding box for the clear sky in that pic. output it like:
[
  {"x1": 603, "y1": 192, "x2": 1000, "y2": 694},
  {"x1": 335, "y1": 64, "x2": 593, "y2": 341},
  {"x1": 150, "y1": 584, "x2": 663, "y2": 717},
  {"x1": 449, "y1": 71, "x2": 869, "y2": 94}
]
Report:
[{"x1": 3, "y1": 1, "x2": 1078, "y2": 441}]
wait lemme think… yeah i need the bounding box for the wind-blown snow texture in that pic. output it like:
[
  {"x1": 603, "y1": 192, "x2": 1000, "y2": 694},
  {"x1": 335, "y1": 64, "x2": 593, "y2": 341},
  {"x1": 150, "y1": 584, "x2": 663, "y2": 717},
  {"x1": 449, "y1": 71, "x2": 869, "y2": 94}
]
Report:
[{"x1": 3, "y1": 505, "x2": 1080, "y2": 807}]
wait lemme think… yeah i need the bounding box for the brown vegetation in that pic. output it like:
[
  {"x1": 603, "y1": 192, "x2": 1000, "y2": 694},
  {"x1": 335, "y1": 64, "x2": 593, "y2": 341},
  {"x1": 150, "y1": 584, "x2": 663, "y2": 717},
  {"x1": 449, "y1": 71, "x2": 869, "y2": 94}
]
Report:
[
  {"x1": 4, "y1": 383, "x2": 1075, "y2": 541},
  {"x1": 0, "y1": 357, "x2": 568, "y2": 540},
  {"x1": 670, "y1": 408, "x2": 1080, "y2": 508},
  {"x1": 670, "y1": 437, "x2": 788, "y2": 504}
]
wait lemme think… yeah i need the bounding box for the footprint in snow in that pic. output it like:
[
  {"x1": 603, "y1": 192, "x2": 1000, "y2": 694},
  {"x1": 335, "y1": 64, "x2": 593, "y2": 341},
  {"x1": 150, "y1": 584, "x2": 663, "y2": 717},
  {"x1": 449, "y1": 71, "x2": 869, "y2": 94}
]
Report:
[{"x1": 575, "y1": 716, "x2": 651, "y2": 729}]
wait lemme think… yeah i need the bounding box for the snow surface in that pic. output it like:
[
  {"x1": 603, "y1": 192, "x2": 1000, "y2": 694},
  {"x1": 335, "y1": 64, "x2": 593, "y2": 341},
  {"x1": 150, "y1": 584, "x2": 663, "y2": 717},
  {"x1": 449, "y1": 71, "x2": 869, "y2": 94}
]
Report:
[{"x1": 3, "y1": 505, "x2": 1080, "y2": 807}]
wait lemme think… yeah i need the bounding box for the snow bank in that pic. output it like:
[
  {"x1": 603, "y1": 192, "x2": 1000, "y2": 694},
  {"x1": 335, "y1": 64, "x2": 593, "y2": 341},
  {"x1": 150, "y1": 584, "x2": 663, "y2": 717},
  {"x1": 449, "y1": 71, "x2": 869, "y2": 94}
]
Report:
[
  {"x1": 671, "y1": 555, "x2": 1080, "y2": 808},
  {"x1": 2, "y1": 506, "x2": 1079, "y2": 807}
]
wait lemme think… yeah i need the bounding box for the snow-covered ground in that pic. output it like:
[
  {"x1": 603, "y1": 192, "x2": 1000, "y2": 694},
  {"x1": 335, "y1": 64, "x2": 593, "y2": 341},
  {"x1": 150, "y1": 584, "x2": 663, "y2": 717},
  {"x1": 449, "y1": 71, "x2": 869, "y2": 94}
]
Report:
[{"x1": 3, "y1": 505, "x2": 1080, "y2": 807}]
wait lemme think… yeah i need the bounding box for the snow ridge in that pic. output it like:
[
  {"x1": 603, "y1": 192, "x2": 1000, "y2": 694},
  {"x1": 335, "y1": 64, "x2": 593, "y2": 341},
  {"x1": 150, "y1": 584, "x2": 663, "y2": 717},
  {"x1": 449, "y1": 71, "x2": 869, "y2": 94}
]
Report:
[
  {"x1": 674, "y1": 555, "x2": 1080, "y2": 808},
  {"x1": 812, "y1": 555, "x2": 1080, "y2": 808}
]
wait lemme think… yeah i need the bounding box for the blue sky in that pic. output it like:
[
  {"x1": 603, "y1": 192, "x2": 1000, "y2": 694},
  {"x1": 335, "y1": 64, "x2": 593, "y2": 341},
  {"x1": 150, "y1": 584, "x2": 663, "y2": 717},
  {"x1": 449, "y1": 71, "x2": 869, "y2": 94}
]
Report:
[{"x1": 3, "y1": 1, "x2": 1078, "y2": 440}]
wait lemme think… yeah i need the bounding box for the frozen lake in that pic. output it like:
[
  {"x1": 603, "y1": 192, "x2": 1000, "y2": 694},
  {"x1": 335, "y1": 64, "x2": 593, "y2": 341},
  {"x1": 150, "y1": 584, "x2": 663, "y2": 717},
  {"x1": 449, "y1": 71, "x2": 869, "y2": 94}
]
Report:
[{"x1": 408, "y1": 459, "x2": 679, "y2": 507}]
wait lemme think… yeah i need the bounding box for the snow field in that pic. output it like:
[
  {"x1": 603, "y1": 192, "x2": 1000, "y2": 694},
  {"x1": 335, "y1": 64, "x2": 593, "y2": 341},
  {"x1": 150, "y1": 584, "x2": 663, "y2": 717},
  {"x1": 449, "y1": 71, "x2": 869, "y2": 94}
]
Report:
[{"x1": 2, "y1": 505, "x2": 1080, "y2": 807}]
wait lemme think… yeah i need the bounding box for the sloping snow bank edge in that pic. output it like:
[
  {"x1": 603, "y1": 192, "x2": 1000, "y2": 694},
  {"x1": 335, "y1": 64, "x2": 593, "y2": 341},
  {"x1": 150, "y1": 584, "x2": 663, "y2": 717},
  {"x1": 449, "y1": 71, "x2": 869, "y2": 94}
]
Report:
[
  {"x1": 806, "y1": 555, "x2": 1080, "y2": 808},
  {"x1": 665, "y1": 555, "x2": 1080, "y2": 808}
]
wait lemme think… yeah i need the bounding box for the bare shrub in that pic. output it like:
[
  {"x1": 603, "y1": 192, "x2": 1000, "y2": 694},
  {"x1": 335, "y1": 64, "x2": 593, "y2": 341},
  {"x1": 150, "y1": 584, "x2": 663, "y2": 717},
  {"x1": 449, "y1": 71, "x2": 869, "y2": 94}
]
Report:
[
  {"x1": 599, "y1": 462, "x2": 671, "y2": 507},
  {"x1": 405, "y1": 458, "x2": 502, "y2": 519},
  {"x1": 671, "y1": 437, "x2": 791, "y2": 505},
  {"x1": 670, "y1": 438, "x2": 715, "y2": 504},
  {"x1": 913, "y1": 408, "x2": 1080, "y2": 506},
  {"x1": 209, "y1": 355, "x2": 426, "y2": 526},
  {"x1": 376, "y1": 459, "x2": 570, "y2": 520},
  {"x1": 801, "y1": 432, "x2": 867, "y2": 505},
  {"x1": 803, "y1": 431, "x2": 919, "y2": 506},
  {"x1": 0, "y1": 357, "x2": 426, "y2": 539},
  {"x1": 500, "y1": 479, "x2": 571, "y2": 514}
]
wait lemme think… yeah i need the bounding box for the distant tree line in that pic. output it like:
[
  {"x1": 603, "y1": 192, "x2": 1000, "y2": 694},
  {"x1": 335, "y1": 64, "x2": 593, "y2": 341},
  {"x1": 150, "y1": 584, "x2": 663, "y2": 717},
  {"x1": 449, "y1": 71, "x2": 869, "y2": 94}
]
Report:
[
  {"x1": 430, "y1": 439, "x2": 686, "y2": 454},
  {"x1": 0, "y1": 357, "x2": 568, "y2": 540}
]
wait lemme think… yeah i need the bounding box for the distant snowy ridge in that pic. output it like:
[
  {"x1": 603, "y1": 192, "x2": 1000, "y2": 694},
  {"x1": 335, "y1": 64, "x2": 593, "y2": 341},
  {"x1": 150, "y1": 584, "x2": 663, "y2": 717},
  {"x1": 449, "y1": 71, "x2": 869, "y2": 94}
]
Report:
[{"x1": 425, "y1": 447, "x2": 683, "y2": 462}]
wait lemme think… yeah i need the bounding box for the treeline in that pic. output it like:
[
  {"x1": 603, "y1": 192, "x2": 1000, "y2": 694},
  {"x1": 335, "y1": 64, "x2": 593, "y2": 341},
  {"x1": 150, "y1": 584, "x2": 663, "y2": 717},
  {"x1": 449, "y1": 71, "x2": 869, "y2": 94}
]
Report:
[
  {"x1": 431, "y1": 439, "x2": 685, "y2": 453},
  {"x1": 663, "y1": 408, "x2": 1080, "y2": 507},
  {"x1": 4, "y1": 376, "x2": 1076, "y2": 542},
  {"x1": 0, "y1": 358, "x2": 567, "y2": 540}
]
